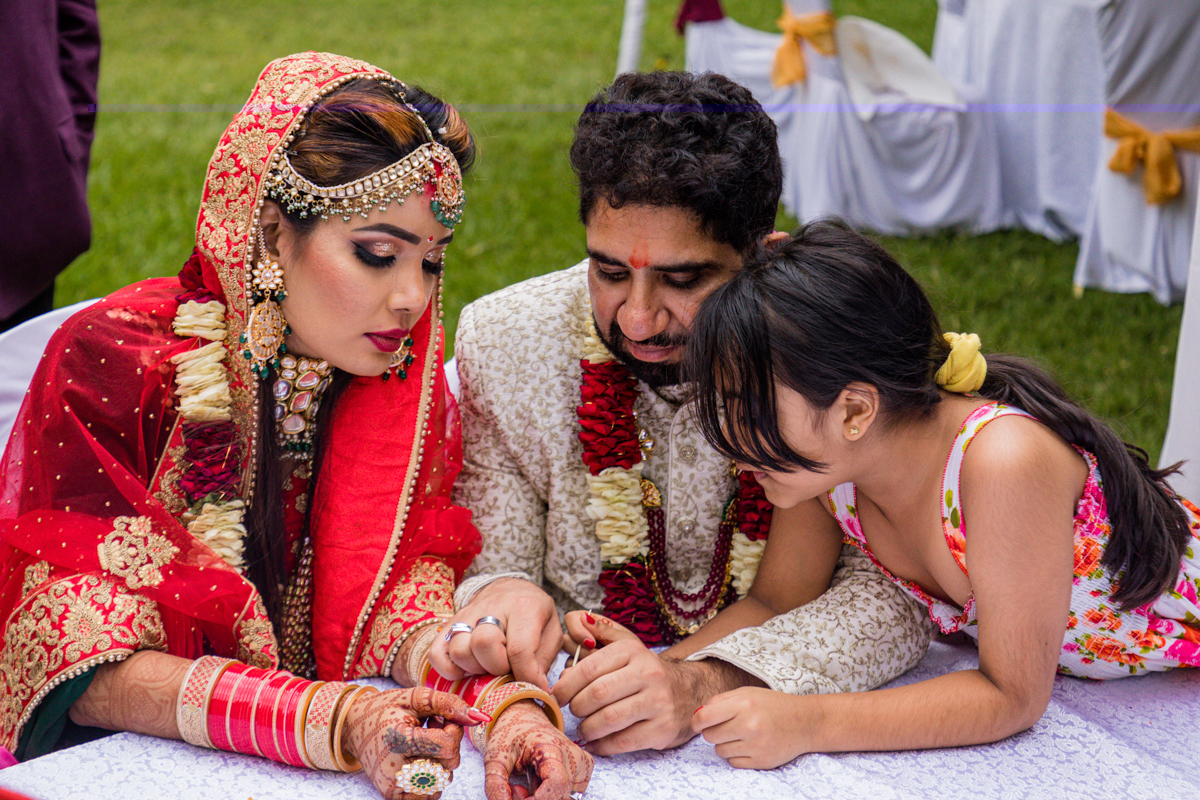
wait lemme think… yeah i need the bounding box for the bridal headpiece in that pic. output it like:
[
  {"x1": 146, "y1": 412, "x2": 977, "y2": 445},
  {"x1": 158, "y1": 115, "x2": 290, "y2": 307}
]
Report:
[{"x1": 262, "y1": 82, "x2": 464, "y2": 228}]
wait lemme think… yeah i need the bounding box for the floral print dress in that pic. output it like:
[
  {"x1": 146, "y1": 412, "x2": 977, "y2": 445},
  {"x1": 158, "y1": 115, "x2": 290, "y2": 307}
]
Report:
[{"x1": 827, "y1": 402, "x2": 1200, "y2": 678}]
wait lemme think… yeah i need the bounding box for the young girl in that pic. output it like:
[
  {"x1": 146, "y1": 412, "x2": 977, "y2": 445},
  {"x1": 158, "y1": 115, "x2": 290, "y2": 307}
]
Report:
[{"x1": 684, "y1": 220, "x2": 1200, "y2": 768}]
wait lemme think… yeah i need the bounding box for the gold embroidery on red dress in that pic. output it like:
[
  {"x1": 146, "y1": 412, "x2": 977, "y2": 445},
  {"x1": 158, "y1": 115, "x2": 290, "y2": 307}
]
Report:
[
  {"x1": 0, "y1": 574, "x2": 166, "y2": 749},
  {"x1": 96, "y1": 516, "x2": 179, "y2": 590},
  {"x1": 355, "y1": 557, "x2": 455, "y2": 678}
]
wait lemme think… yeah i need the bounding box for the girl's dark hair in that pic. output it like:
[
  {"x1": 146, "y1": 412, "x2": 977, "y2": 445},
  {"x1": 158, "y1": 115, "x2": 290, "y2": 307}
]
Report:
[
  {"x1": 245, "y1": 78, "x2": 473, "y2": 623},
  {"x1": 688, "y1": 219, "x2": 1189, "y2": 609}
]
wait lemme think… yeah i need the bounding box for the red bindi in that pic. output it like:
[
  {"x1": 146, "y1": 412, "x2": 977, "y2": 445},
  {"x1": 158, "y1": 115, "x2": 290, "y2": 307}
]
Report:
[{"x1": 629, "y1": 242, "x2": 650, "y2": 270}]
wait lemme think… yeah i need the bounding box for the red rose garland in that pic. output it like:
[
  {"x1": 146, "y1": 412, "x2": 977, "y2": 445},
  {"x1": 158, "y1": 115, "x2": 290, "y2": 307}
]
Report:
[{"x1": 578, "y1": 319, "x2": 772, "y2": 646}]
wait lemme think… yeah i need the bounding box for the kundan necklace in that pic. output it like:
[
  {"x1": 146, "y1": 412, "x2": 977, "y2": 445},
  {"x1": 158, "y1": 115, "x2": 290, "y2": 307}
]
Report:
[
  {"x1": 272, "y1": 355, "x2": 333, "y2": 460},
  {"x1": 577, "y1": 308, "x2": 772, "y2": 646}
]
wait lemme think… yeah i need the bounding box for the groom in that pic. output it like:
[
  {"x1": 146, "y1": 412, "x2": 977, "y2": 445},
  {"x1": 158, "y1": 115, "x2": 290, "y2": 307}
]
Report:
[{"x1": 433, "y1": 71, "x2": 932, "y2": 756}]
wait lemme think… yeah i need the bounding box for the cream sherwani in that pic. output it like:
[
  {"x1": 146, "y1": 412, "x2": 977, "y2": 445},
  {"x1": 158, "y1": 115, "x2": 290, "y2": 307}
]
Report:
[{"x1": 453, "y1": 263, "x2": 934, "y2": 694}]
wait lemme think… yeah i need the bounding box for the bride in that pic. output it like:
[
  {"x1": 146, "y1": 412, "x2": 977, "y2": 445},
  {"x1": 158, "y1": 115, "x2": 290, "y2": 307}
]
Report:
[{"x1": 0, "y1": 52, "x2": 590, "y2": 800}]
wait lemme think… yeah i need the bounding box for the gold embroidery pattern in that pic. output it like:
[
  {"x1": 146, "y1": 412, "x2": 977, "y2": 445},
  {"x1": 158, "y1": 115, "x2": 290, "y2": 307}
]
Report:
[
  {"x1": 152, "y1": 442, "x2": 189, "y2": 517},
  {"x1": 0, "y1": 574, "x2": 166, "y2": 750},
  {"x1": 235, "y1": 594, "x2": 277, "y2": 670},
  {"x1": 97, "y1": 516, "x2": 179, "y2": 590},
  {"x1": 354, "y1": 557, "x2": 454, "y2": 679},
  {"x1": 21, "y1": 562, "x2": 51, "y2": 598}
]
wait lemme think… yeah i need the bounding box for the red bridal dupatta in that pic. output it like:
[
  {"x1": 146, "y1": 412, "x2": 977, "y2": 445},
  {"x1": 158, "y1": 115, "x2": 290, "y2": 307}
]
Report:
[{"x1": 0, "y1": 53, "x2": 480, "y2": 752}]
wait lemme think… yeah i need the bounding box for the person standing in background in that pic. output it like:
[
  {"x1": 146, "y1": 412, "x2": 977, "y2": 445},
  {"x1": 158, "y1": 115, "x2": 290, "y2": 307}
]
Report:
[{"x1": 0, "y1": 0, "x2": 100, "y2": 332}]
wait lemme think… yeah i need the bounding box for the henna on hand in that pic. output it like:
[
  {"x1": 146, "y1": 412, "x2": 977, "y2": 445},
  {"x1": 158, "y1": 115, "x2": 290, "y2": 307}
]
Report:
[
  {"x1": 484, "y1": 701, "x2": 592, "y2": 800},
  {"x1": 344, "y1": 687, "x2": 477, "y2": 799}
]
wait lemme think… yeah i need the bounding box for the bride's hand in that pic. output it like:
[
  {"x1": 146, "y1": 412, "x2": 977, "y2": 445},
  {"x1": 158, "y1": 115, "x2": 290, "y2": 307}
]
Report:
[
  {"x1": 344, "y1": 686, "x2": 488, "y2": 799},
  {"x1": 483, "y1": 700, "x2": 593, "y2": 800}
]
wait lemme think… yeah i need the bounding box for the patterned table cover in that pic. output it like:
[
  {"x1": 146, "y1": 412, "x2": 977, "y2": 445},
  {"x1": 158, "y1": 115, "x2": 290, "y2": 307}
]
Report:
[{"x1": 2, "y1": 638, "x2": 1196, "y2": 800}]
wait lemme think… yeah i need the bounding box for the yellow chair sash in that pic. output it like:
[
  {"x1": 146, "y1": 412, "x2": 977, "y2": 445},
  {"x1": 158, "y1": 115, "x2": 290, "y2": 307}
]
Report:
[
  {"x1": 1105, "y1": 108, "x2": 1200, "y2": 205},
  {"x1": 772, "y1": 7, "x2": 837, "y2": 88}
]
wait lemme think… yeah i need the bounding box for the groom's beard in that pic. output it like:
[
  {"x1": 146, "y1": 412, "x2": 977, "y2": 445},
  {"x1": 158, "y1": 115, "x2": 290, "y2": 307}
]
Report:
[{"x1": 594, "y1": 316, "x2": 687, "y2": 389}]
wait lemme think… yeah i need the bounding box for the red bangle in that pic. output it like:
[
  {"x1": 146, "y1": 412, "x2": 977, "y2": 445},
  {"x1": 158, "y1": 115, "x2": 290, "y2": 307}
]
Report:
[
  {"x1": 227, "y1": 667, "x2": 272, "y2": 756},
  {"x1": 460, "y1": 673, "x2": 509, "y2": 707},
  {"x1": 253, "y1": 672, "x2": 295, "y2": 763},
  {"x1": 206, "y1": 666, "x2": 245, "y2": 752},
  {"x1": 275, "y1": 678, "x2": 311, "y2": 768},
  {"x1": 423, "y1": 667, "x2": 462, "y2": 695},
  {"x1": 292, "y1": 681, "x2": 323, "y2": 769}
]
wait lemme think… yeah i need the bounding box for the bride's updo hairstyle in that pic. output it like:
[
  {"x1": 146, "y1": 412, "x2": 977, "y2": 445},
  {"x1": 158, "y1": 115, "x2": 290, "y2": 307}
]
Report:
[
  {"x1": 687, "y1": 219, "x2": 1189, "y2": 610},
  {"x1": 247, "y1": 78, "x2": 475, "y2": 621}
]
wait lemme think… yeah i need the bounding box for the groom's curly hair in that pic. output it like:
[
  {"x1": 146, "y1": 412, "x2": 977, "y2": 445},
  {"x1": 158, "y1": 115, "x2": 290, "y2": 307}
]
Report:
[{"x1": 570, "y1": 71, "x2": 782, "y2": 254}]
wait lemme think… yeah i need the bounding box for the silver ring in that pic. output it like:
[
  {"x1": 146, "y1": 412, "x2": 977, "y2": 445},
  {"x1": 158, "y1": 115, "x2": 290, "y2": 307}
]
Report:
[
  {"x1": 443, "y1": 622, "x2": 473, "y2": 642},
  {"x1": 396, "y1": 759, "x2": 452, "y2": 795},
  {"x1": 475, "y1": 615, "x2": 505, "y2": 633},
  {"x1": 570, "y1": 792, "x2": 586, "y2": 800}
]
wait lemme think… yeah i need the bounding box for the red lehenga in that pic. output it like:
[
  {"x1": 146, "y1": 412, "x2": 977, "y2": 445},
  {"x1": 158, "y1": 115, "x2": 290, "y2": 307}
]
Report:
[{"x1": 0, "y1": 53, "x2": 480, "y2": 755}]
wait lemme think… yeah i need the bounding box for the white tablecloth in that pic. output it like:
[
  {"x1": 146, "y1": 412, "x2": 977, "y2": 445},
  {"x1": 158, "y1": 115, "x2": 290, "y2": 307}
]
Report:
[{"x1": 3, "y1": 639, "x2": 1198, "y2": 799}]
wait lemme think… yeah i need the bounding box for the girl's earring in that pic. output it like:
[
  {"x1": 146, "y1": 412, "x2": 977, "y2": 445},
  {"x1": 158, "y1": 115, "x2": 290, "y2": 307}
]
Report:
[{"x1": 849, "y1": 426, "x2": 860, "y2": 437}]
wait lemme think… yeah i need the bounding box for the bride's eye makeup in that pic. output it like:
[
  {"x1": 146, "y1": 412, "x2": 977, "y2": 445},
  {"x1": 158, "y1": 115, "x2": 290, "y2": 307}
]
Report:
[{"x1": 353, "y1": 242, "x2": 396, "y2": 269}]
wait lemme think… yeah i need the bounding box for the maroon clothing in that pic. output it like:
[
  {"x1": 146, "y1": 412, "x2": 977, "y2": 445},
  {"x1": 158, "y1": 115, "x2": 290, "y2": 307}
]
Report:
[{"x1": 0, "y1": 0, "x2": 100, "y2": 320}]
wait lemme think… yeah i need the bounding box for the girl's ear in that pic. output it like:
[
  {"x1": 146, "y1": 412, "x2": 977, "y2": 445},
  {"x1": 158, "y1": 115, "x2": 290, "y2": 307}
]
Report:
[{"x1": 840, "y1": 382, "x2": 879, "y2": 440}]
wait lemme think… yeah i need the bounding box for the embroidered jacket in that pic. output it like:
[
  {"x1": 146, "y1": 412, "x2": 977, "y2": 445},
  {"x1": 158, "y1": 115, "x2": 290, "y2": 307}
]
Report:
[{"x1": 453, "y1": 263, "x2": 935, "y2": 694}]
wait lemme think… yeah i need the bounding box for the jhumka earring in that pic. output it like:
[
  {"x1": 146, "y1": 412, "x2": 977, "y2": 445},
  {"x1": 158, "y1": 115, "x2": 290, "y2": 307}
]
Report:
[
  {"x1": 383, "y1": 336, "x2": 416, "y2": 381},
  {"x1": 240, "y1": 258, "x2": 290, "y2": 379}
]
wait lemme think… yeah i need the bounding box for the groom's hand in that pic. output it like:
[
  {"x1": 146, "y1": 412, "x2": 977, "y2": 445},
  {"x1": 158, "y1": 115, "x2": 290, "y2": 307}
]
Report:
[
  {"x1": 427, "y1": 577, "x2": 561, "y2": 692},
  {"x1": 552, "y1": 612, "x2": 754, "y2": 755}
]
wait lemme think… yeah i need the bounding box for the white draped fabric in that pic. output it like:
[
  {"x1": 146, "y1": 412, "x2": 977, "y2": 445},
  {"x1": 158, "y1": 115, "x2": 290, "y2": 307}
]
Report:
[
  {"x1": 3, "y1": 642, "x2": 1199, "y2": 799},
  {"x1": 932, "y1": 0, "x2": 1106, "y2": 240},
  {"x1": 1073, "y1": 0, "x2": 1200, "y2": 304},
  {"x1": 0, "y1": 300, "x2": 96, "y2": 446},
  {"x1": 685, "y1": 7, "x2": 1006, "y2": 234},
  {"x1": 1160, "y1": 203, "x2": 1200, "y2": 497}
]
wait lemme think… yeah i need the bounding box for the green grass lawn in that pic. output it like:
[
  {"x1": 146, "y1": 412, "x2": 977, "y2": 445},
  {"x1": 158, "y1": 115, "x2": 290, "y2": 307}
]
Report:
[{"x1": 62, "y1": 0, "x2": 1182, "y2": 460}]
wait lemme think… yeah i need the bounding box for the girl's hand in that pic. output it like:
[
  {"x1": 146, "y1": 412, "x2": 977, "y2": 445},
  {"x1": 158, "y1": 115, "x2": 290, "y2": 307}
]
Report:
[
  {"x1": 484, "y1": 700, "x2": 593, "y2": 800},
  {"x1": 692, "y1": 687, "x2": 810, "y2": 770},
  {"x1": 344, "y1": 686, "x2": 486, "y2": 799}
]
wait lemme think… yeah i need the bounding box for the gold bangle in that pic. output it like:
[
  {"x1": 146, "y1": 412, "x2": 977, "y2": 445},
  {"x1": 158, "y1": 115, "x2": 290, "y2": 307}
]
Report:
[
  {"x1": 304, "y1": 681, "x2": 352, "y2": 771},
  {"x1": 176, "y1": 656, "x2": 234, "y2": 750},
  {"x1": 331, "y1": 685, "x2": 378, "y2": 772},
  {"x1": 404, "y1": 621, "x2": 444, "y2": 686},
  {"x1": 387, "y1": 616, "x2": 447, "y2": 680},
  {"x1": 293, "y1": 680, "x2": 324, "y2": 769},
  {"x1": 467, "y1": 681, "x2": 565, "y2": 751}
]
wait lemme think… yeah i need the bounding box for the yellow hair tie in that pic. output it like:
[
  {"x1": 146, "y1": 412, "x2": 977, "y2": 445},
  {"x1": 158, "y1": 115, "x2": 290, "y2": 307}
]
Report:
[{"x1": 935, "y1": 332, "x2": 987, "y2": 393}]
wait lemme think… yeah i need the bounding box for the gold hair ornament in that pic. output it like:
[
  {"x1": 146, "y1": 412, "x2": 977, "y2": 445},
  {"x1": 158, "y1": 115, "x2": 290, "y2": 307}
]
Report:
[
  {"x1": 263, "y1": 140, "x2": 463, "y2": 227},
  {"x1": 935, "y1": 332, "x2": 987, "y2": 393}
]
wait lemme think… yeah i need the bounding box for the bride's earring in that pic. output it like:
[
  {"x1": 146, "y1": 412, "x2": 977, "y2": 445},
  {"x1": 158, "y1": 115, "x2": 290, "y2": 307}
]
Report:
[{"x1": 240, "y1": 258, "x2": 290, "y2": 379}]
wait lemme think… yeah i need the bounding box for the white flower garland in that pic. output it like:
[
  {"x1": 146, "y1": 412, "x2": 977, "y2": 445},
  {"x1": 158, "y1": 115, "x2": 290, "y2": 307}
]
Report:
[
  {"x1": 170, "y1": 299, "x2": 247, "y2": 571},
  {"x1": 579, "y1": 301, "x2": 763, "y2": 598}
]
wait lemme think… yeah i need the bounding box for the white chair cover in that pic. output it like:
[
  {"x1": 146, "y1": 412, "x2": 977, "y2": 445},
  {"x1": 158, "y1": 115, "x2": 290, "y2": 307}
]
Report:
[
  {"x1": 686, "y1": 9, "x2": 1006, "y2": 234},
  {"x1": 615, "y1": 0, "x2": 648, "y2": 76},
  {"x1": 1160, "y1": 202, "x2": 1200, "y2": 498},
  {"x1": 1073, "y1": 0, "x2": 1200, "y2": 304},
  {"x1": 935, "y1": 0, "x2": 1105, "y2": 240},
  {"x1": 0, "y1": 300, "x2": 96, "y2": 447}
]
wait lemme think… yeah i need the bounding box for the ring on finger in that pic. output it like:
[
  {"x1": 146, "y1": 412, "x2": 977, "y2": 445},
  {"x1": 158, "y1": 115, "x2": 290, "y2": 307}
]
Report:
[
  {"x1": 395, "y1": 759, "x2": 452, "y2": 795},
  {"x1": 570, "y1": 793, "x2": 586, "y2": 800},
  {"x1": 475, "y1": 615, "x2": 505, "y2": 634},
  {"x1": 444, "y1": 622, "x2": 473, "y2": 642}
]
